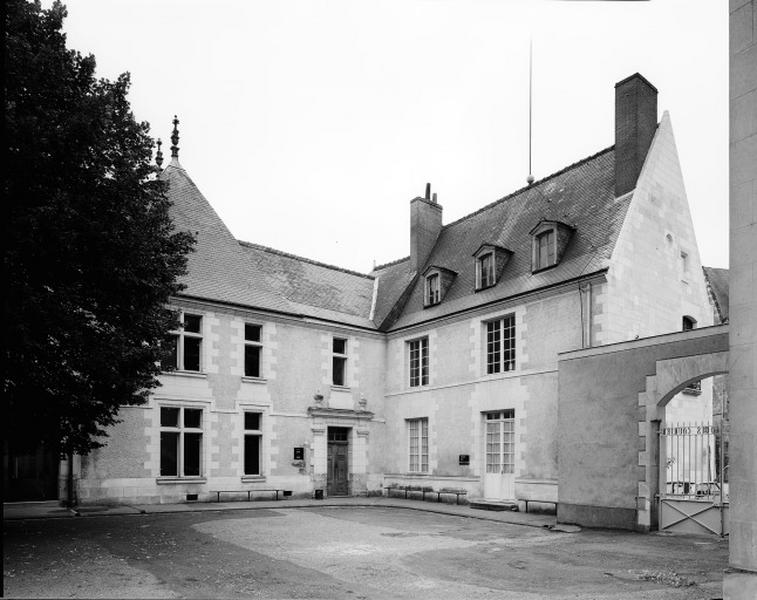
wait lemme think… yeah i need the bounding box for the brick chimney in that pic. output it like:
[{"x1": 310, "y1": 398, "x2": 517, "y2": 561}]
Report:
[
  {"x1": 410, "y1": 183, "x2": 442, "y2": 272},
  {"x1": 614, "y1": 73, "x2": 658, "y2": 197}
]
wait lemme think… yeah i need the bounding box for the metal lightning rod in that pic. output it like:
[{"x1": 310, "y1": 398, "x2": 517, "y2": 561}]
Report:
[{"x1": 527, "y1": 38, "x2": 535, "y2": 186}]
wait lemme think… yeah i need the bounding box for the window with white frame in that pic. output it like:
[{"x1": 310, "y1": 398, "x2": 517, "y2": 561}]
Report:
[
  {"x1": 535, "y1": 229, "x2": 556, "y2": 270},
  {"x1": 160, "y1": 406, "x2": 203, "y2": 477},
  {"x1": 244, "y1": 323, "x2": 262, "y2": 378},
  {"x1": 243, "y1": 411, "x2": 262, "y2": 475},
  {"x1": 332, "y1": 338, "x2": 348, "y2": 386},
  {"x1": 486, "y1": 314, "x2": 516, "y2": 374},
  {"x1": 425, "y1": 273, "x2": 441, "y2": 306},
  {"x1": 407, "y1": 418, "x2": 429, "y2": 472},
  {"x1": 169, "y1": 313, "x2": 203, "y2": 372},
  {"x1": 476, "y1": 252, "x2": 496, "y2": 289},
  {"x1": 408, "y1": 337, "x2": 429, "y2": 387}
]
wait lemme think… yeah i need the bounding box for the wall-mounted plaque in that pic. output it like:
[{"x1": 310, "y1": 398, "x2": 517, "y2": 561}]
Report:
[
  {"x1": 458, "y1": 454, "x2": 470, "y2": 465},
  {"x1": 293, "y1": 447, "x2": 304, "y2": 461}
]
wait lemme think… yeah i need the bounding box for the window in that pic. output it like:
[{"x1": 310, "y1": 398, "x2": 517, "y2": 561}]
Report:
[
  {"x1": 425, "y1": 273, "x2": 441, "y2": 306},
  {"x1": 682, "y1": 316, "x2": 697, "y2": 331},
  {"x1": 243, "y1": 412, "x2": 262, "y2": 475},
  {"x1": 160, "y1": 406, "x2": 203, "y2": 477},
  {"x1": 244, "y1": 323, "x2": 262, "y2": 378},
  {"x1": 486, "y1": 314, "x2": 516, "y2": 374},
  {"x1": 170, "y1": 313, "x2": 203, "y2": 372},
  {"x1": 535, "y1": 229, "x2": 556, "y2": 270},
  {"x1": 477, "y1": 252, "x2": 495, "y2": 289},
  {"x1": 409, "y1": 337, "x2": 429, "y2": 387},
  {"x1": 407, "y1": 418, "x2": 429, "y2": 472},
  {"x1": 332, "y1": 338, "x2": 348, "y2": 386},
  {"x1": 680, "y1": 251, "x2": 690, "y2": 278}
]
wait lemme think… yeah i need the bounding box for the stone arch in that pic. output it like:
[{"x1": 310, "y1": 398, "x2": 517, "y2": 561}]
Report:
[{"x1": 654, "y1": 352, "x2": 729, "y2": 407}]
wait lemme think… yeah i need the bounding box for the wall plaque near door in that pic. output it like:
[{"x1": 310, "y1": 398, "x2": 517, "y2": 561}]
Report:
[
  {"x1": 293, "y1": 447, "x2": 304, "y2": 461},
  {"x1": 459, "y1": 454, "x2": 470, "y2": 465}
]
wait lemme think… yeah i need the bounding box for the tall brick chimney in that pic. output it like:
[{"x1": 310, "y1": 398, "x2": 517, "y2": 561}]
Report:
[
  {"x1": 614, "y1": 73, "x2": 658, "y2": 197},
  {"x1": 410, "y1": 183, "x2": 442, "y2": 272}
]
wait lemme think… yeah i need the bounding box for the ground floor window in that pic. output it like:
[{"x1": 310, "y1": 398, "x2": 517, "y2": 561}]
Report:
[
  {"x1": 160, "y1": 406, "x2": 203, "y2": 477},
  {"x1": 407, "y1": 418, "x2": 429, "y2": 472},
  {"x1": 244, "y1": 412, "x2": 263, "y2": 475}
]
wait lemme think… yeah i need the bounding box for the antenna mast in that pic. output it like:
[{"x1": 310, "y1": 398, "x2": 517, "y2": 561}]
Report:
[{"x1": 527, "y1": 38, "x2": 535, "y2": 186}]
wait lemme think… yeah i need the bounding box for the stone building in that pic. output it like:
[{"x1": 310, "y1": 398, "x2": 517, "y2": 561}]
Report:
[{"x1": 71, "y1": 73, "x2": 715, "y2": 508}]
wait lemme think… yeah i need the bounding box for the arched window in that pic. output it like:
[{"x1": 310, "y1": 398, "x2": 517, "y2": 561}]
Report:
[{"x1": 682, "y1": 316, "x2": 697, "y2": 331}]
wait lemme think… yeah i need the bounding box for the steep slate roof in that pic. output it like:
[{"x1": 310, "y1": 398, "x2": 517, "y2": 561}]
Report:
[
  {"x1": 163, "y1": 163, "x2": 290, "y2": 312},
  {"x1": 238, "y1": 242, "x2": 376, "y2": 328},
  {"x1": 703, "y1": 266, "x2": 729, "y2": 323},
  {"x1": 386, "y1": 147, "x2": 630, "y2": 331},
  {"x1": 371, "y1": 257, "x2": 417, "y2": 329}
]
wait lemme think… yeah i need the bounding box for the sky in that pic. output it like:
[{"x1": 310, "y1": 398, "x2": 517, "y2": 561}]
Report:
[{"x1": 55, "y1": 0, "x2": 729, "y2": 273}]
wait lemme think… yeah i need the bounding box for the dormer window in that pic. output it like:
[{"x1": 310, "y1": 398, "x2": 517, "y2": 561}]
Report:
[
  {"x1": 535, "y1": 229, "x2": 556, "y2": 270},
  {"x1": 422, "y1": 266, "x2": 457, "y2": 307},
  {"x1": 478, "y1": 253, "x2": 495, "y2": 289},
  {"x1": 530, "y1": 220, "x2": 574, "y2": 273},
  {"x1": 473, "y1": 244, "x2": 513, "y2": 292},
  {"x1": 425, "y1": 273, "x2": 440, "y2": 306}
]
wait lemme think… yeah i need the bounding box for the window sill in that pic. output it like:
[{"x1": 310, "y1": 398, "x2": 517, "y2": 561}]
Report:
[
  {"x1": 241, "y1": 475, "x2": 266, "y2": 483},
  {"x1": 405, "y1": 471, "x2": 430, "y2": 476},
  {"x1": 531, "y1": 264, "x2": 557, "y2": 275},
  {"x1": 330, "y1": 385, "x2": 351, "y2": 392},
  {"x1": 474, "y1": 283, "x2": 496, "y2": 293},
  {"x1": 423, "y1": 301, "x2": 442, "y2": 309},
  {"x1": 156, "y1": 477, "x2": 207, "y2": 485},
  {"x1": 162, "y1": 370, "x2": 207, "y2": 379},
  {"x1": 242, "y1": 376, "x2": 267, "y2": 384}
]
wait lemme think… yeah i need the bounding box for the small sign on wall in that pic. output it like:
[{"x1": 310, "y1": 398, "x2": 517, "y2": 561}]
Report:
[
  {"x1": 458, "y1": 454, "x2": 470, "y2": 465},
  {"x1": 293, "y1": 447, "x2": 304, "y2": 461}
]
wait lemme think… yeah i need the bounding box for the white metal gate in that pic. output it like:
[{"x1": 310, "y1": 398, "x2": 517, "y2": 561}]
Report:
[{"x1": 658, "y1": 421, "x2": 729, "y2": 536}]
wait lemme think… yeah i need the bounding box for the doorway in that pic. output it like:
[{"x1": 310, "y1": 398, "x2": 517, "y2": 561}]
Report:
[
  {"x1": 3, "y1": 441, "x2": 60, "y2": 502},
  {"x1": 483, "y1": 410, "x2": 515, "y2": 500},
  {"x1": 327, "y1": 427, "x2": 350, "y2": 496}
]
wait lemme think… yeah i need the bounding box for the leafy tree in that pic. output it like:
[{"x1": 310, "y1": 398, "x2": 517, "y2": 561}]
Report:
[{"x1": 3, "y1": 0, "x2": 195, "y2": 456}]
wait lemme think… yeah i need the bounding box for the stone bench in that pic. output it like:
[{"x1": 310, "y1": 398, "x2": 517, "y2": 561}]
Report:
[{"x1": 213, "y1": 489, "x2": 282, "y2": 502}]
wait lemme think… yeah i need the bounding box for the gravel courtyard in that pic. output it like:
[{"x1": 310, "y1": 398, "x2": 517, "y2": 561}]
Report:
[{"x1": 3, "y1": 505, "x2": 728, "y2": 599}]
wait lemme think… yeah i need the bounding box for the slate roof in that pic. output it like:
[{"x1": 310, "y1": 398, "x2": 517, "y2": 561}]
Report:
[
  {"x1": 385, "y1": 147, "x2": 630, "y2": 331},
  {"x1": 164, "y1": 163, "x2": 290, "y2": 312},
  {"x1": 166, "y1": 145, "x2": 631, "y2": 333},
  {"x1": 238, "y1": 242, "x2": 376, "y2": 328},
  {"x1": 703, "y1": 266, "x2": 729, "y2": 323}
]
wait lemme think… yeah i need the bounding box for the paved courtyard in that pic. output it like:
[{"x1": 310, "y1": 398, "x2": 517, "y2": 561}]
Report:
[{"x1": 3, "y1": 504, "x2": 728, "y2": 599}]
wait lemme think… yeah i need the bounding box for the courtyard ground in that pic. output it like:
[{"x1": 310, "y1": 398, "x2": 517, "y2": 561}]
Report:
[{"x1": 3, "y1": 499, "x2": 728, "y2": 599}]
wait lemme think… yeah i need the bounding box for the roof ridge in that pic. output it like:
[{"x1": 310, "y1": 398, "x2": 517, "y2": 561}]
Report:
[
  {"x1": 238, "y1": 240, "x2": 374, "y2": 279},
  {"x1": 443, "y1": 145, "x2": 615, "y2": 230},
  {"x1": 373, "y1": 256, "x2": 410, "y2": 271}
]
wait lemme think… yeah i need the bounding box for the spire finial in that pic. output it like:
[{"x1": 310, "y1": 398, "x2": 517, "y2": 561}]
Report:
[
  {"x1": 170, "y1": 115, "x2": 180, "y2": 159},
  {"x1": 155, "y1": 138, "x2": 164, "y2": 169},
  {"x1": 527, "y1": 38, "x2": 534, "y2": 186}
]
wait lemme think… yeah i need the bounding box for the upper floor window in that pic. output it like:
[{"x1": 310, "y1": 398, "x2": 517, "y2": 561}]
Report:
[
  {"x1": 682, "y1": 316, "x2": 697, "y2": 331},
  {"x1": 332, "y1": 338, "x2": 348, "y2": 386},
  {"x1": 530, "y1": 220, "x2": 573, "y2": 273},
  {"x1": 425, "y1": 273, "x2": 441, "y2": 306},
  {"x1": 160, "y1": 406, "x2": 203, "y2": 477},
  {"x1": 477, "y1": 252, "x2": 495, "y2": 289},
  {"x1": 170, "y1": 313, "x2": 202, "y2": 372},
  {"x1": 244, "y1": 323, "x2": 262, "y2": 378},
  {"x1": 244, "y1": 411, "x2": 263, "y2": 476},
  {"x1": 486, "y1": 314, "x2": 516, "y2": 374},
  {"x1": 535, "y1": 229, "x2": 556, "y2": 270},
  {"x1": 408, "y1": 337, "x2": 429, "y2": 387},
  {"x1": 407, "y1": 418, "x2": 429, "y2": 473}
]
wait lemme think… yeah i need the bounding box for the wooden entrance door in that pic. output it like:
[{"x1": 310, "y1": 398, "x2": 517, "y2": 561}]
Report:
[
  {"x1": 483, "y1": 410, "x2": 515, "y2": 500},
  {"x1": 327, "y1": 428, "x2": 349, "y2": 496}
]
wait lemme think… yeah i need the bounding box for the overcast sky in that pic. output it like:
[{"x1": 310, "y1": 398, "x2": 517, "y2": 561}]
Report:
[{"x1": 56, "y1": 0, "x2": 729, "y2": 273}]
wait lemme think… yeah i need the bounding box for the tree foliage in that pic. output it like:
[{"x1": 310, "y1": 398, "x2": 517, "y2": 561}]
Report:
[{"x1": 4, "y1": 1, "x2": 195, "y2": 454}]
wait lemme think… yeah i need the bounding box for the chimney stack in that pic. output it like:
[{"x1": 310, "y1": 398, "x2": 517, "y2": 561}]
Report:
[
  {"x1": 614, "y1": 73, "x2": 658, "y2": 198},
  {"x1": 410, "y1": 183, "x2": 442, "y2": 272}
]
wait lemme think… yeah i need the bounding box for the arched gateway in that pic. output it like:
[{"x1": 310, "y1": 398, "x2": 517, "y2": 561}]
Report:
[{"x1": 557, "y1": 325, "x2": 728, "y2": 532}]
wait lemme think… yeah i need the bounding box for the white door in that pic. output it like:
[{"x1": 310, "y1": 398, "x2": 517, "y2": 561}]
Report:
[{"x1": 483, "y1": 410, "x2": 515, "y2": 500}]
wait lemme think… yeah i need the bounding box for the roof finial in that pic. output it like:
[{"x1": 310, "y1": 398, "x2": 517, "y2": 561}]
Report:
[
  {"x1": 155, "y1": 138, "x2": 164, "y2": 169},
  {"x1": 170, "y1": 115, "x2": 180, "y2": 160}
]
